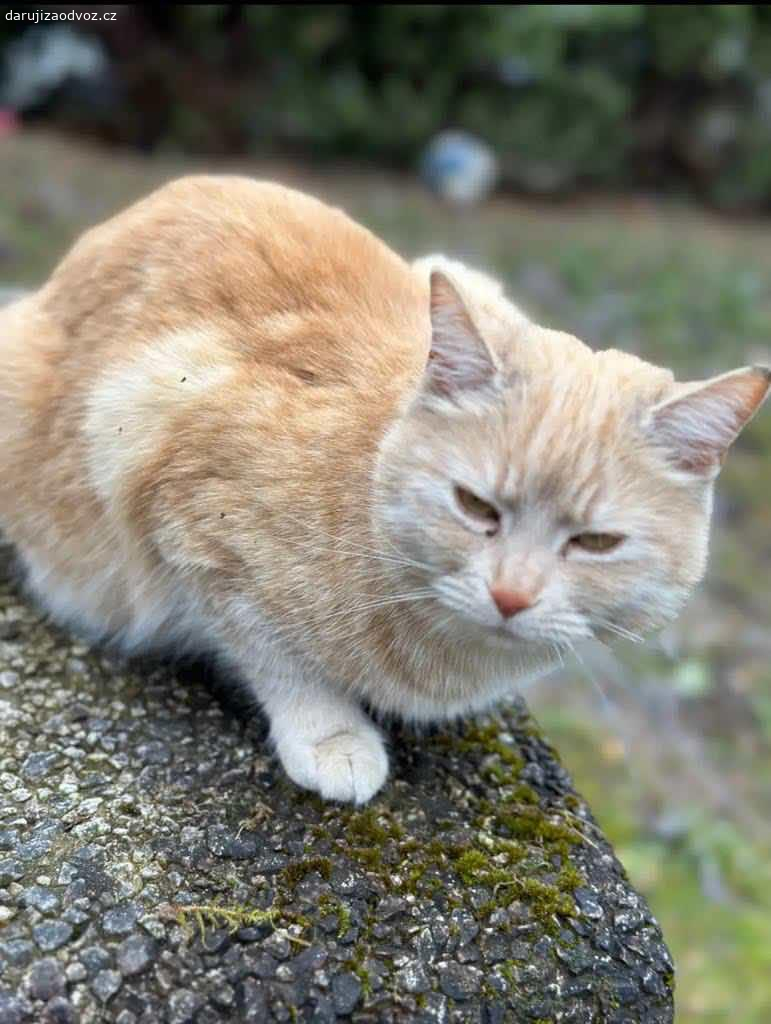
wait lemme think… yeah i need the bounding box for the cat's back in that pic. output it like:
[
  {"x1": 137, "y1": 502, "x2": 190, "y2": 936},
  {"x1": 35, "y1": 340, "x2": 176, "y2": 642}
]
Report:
[
  {"x1": 0, "y1": 176, "x2": 430, "y2": 522},
  {"x1": 36, "y1": 175, "x2": 428, "y2": 383},
  {"x1": 0, "y1": 177, "x2": 429, "y2": 643},
  {"x1": 1, "y1": 175, "x2": 431, "y2": 522}
]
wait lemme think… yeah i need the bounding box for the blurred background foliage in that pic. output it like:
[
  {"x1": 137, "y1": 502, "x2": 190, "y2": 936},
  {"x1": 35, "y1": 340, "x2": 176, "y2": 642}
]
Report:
[{"x1": 6, "y1": 4, "x2": 771, "y2": 207}]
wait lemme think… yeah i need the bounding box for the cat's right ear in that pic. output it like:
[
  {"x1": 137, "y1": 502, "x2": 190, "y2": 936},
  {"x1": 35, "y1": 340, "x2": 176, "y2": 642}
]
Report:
[
  {"x1": 422, "y1": 271, "x2": 498, "y2": 400},
  {"x1": 646, "y1": 365, "x2": 770, "y2": 479}
]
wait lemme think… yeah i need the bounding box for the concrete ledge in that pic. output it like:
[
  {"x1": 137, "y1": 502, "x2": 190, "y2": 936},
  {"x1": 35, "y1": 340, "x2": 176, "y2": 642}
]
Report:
[{"x1": 0, "y1": 540, "x2": 674, "y2": 1023}]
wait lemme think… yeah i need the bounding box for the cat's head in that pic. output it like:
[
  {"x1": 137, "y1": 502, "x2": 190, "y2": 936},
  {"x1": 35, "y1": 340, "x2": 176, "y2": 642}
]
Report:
[{"x1": 373, "y1": 267, "x2": 770, "y2": 653}]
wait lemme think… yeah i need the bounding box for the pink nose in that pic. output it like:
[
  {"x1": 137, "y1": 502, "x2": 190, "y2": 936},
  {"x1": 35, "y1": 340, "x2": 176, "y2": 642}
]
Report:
[{"x1": 490, "y1": 586, "x2": 534, "y2": 619}]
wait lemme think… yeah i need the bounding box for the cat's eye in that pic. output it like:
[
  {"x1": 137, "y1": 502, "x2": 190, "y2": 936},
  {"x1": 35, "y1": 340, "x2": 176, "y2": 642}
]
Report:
[
  {"x1": 454, "y1": 485, "x2": 500, "y2": 533},
  {"x1": 569, "y1": 532, "x2": 624, "y2": 554}
]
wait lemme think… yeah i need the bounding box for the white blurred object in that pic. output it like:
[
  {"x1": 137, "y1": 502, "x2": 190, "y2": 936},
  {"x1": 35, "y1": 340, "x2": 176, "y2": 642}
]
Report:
[
  {"x1": 1, "y1": 27, "x2": 108, "y2": 110},
  {"x1": 420, "y1": 130, "x2": 499, "y2": 205}
]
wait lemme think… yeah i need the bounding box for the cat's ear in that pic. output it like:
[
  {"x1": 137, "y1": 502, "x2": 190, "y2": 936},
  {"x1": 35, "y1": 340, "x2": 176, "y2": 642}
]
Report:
[
  {"x1": 647, "y1": 366, "x2": 770, "y2": 478},
  {"x1": 423, "y1": 271, "x2": 497, "y2": 398}
]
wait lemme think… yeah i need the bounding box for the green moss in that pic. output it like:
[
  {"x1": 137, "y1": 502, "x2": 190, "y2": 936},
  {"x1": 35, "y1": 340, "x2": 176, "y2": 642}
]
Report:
[
  {"x1": 275, "y1": 716, "x2": 586, "y2": 966},
  {"x1": 453, "y1": 848, "x2": 508, "y2": 887},
  {"x1": 476, "y1": 898, "x2": 499, "y2": 919},
  {"x1": 448, "y1": 841, "x2": 579, "y2": 925},
  {"x1": 352, "y1": 962, "x2": 372, "y2": 998},
  {"x1": 404, "y1": 862, "x2": 428, "y2": 890},
  {"x1": 350, "y1": 845, "x2": 383, "y2": 871},
  {"x1": 346, "y1": 806, "x2": 404, "y2": 843},
  {"x1": 497, "y1": 960, "x2": 518, "y2": 990},
  {"x1": 289, "y1": 715, "x2": 589, "y2": 939},
  {"x1": 495, "y1": 807, "x2": 580, "y2": 856},
  {"x1": 308, "y1": 823, "x2": 331, "y2": 842},
  {"x1": 281, "y1": 855, "x2": 332, "y2": 887},
  {"x1": 425, "y1": 838, "x2": 449, "y2": 858},
  {"x1": 347, "y1": 807, "x2": 390, "y2": 845},
  {"x1": 495, "y1": 877, "x2": 574, "y2": 918},
  {"x1": 318, "y1": 894, "x2": 352, "y2": 939},
  {"x1": 455, "y1": 721, "x2": 526, "y2": 775},
  {"x1": 168, "y1": 894, "x2": 314, "y2": 947},
  {"x1": 483, "y1": 760, "x2": 510, "y2": 784},
  {"x1": 557, "y1": 863, "x2": 583, "y2": 892},
  {"x1": 480, "y1": 978, "x2": 502, "y2": 1002},
  {"x1": 167, "y1": 902, "x2": 279, "y2": 939},
  {"x1": 346, "y1": 942, "x2": 373, "y2": 998},
  {"x1": 397, "y1": 837, "x2": 421, "y2": 856},
  {"x1": 508, "y1": 783, "x2": 541, "y2": 806}
]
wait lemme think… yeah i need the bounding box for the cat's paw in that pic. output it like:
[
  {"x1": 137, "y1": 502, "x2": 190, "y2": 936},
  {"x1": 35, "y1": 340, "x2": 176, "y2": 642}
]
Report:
[{"x1": 277, "y1": 726, "x2": 389, "y2": 804}]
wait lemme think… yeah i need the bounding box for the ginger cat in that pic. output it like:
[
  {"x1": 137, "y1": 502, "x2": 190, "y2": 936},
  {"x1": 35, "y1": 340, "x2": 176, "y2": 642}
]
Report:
[{"x1": 0, "y1": 176, "x2": 768, "y2": 803}]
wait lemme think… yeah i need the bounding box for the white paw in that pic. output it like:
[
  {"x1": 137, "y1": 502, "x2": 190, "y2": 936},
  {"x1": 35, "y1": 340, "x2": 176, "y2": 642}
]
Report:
[{"x1": 277, "y1": 726, "x2": 389, "y2": 805}]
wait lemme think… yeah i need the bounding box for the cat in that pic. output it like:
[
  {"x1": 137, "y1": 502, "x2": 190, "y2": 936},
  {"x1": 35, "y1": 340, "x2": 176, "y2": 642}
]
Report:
[{"x1": 0, "y1": 175, "x2": 768, "y2": 804}]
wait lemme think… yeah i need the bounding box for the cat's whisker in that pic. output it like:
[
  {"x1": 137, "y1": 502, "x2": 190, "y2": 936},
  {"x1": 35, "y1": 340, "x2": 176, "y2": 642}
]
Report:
[
  {"x1": 551, "y1": 644, "x2": 565, "y2": 669},
  {"x1": 565, "y1": 639, "x2": 585, "y2": 669},
  {"x1": 331, "y1": 589, "x2": 436, "y2": 613},
  {"x1": 285, "y1": 537, "x2": 422, "y2": 574},
  {"x1": 591, "y1": 617, "x2": 644, "y2": 645},
  {"x1": 605, "y1": 626, "x2": 644, "y2": 645},
  {"x1": 423, "y1": 610, "x2": 456, "y2": 641},
  {"x1": 371, "y1": 528, "x2": 435, "y2": 574},
  {"x1": 286, "y1": 591, "x2": 438, "y2": 637},
  {"x1": 273, "y1": 507, "x2": 433, "y2": 574}
]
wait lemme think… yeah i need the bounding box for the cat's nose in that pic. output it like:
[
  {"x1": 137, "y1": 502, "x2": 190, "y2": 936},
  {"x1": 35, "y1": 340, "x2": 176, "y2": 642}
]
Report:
[{"x1": 489, "y1": 586, "x2": 535, "y2": 619}]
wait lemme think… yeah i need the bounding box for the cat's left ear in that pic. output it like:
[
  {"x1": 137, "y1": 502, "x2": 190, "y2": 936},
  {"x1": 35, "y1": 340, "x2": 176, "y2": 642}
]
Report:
[
  {"x1": 423, "y1": 271, "x2": 498, "y2": 399},
  {"x1": 647, "y1": 366, "x2": 770, "y2": 478}
]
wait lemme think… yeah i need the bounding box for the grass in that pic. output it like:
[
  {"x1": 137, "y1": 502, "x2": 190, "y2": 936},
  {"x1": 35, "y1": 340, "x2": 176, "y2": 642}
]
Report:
[{"x1": 2, "y1": 128, "x2": 770, "y2": 1024}]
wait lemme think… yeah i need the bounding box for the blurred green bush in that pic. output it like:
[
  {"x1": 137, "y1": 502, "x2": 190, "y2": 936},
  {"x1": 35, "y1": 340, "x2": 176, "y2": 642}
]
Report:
[{"x1": 6, "y1": 4, "x2": 771, "y2": 207}]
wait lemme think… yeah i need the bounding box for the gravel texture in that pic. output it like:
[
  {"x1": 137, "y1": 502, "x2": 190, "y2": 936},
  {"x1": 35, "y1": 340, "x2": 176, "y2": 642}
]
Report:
[{"x1": 0, "y1": 534, "x2": 675, "y2": 1023}]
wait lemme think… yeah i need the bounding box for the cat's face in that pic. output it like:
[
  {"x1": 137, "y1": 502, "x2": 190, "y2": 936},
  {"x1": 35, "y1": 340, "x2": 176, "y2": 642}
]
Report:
[{"x1": 374, "y1": 271, "x2": 769, "y2": 654}]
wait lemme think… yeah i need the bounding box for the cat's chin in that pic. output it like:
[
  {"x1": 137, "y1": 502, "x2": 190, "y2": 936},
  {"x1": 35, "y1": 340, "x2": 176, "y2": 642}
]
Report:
[
  {"x1": 436, "y1": 612, "x2": 553, "y2": 657},
  {"x1": 484, "y1": 625, "x2": 528, "y2": 648},
  {"x1": 465, "y1": 621, "x2": 557, "y2": 663}
]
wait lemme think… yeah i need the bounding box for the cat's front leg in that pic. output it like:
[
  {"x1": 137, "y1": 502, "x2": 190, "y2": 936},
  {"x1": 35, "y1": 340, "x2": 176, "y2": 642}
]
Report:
[{"x1": 243, "y1": 651, "x2": 389, "y2": 804}]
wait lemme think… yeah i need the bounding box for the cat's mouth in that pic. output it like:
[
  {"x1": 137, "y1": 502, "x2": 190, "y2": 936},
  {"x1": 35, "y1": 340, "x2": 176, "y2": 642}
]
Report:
[
  {"x1": 483, "y1": 622, "x2": 546, "y2": 649},
  {"x1": 434, "y1": 602, "x2": 543, "y2": 646}
]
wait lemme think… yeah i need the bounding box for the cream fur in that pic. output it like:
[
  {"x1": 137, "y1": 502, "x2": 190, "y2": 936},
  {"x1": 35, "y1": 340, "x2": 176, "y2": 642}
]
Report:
[{"x1": 0, "y1": 175, "x2": 768, "y2": 803}]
